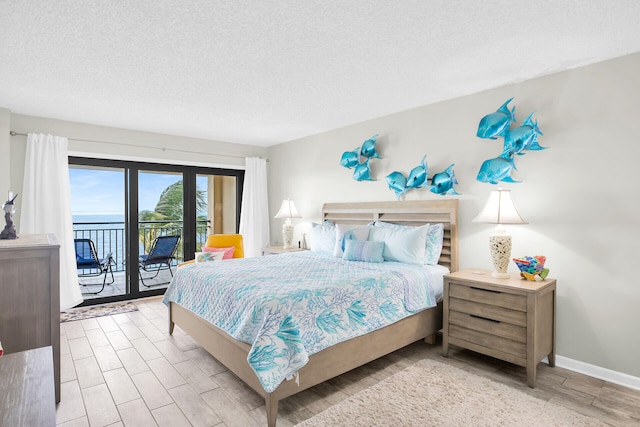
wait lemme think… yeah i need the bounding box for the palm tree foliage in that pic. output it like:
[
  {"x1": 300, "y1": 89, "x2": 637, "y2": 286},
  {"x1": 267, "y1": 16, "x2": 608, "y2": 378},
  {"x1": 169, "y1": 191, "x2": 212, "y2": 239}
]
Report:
[{"x1": 139, "y1": 180, "x2": 207, "y2": 254}]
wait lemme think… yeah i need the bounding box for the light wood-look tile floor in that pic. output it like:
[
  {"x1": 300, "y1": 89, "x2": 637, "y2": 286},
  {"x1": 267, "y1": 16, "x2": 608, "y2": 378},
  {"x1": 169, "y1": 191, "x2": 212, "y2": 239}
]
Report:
[{"x1": 57, "y1": 297, "x2": 640, "y2": 426}]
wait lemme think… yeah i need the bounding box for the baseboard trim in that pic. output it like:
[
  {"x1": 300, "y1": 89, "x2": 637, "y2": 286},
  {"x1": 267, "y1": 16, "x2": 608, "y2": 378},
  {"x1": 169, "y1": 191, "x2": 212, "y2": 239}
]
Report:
[{"x1": 554, "y1": 356, "x2": 640, "y2": 391}]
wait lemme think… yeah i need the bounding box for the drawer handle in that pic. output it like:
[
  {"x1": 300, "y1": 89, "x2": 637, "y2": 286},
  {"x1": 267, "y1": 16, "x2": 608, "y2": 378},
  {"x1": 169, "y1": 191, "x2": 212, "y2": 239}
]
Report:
[
  {"x1": 470, "y1": 286, "x2": 501, "y2": 294},
  {"x1": 470, "y1": 314, "x2": 500, "y2": 323}
]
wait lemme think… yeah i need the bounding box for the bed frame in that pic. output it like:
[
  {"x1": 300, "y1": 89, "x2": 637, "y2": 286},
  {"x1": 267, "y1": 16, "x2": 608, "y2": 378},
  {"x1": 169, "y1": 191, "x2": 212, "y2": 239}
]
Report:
[{"x1": 168, "y1": 199, "x2": 458, "y2": 426}]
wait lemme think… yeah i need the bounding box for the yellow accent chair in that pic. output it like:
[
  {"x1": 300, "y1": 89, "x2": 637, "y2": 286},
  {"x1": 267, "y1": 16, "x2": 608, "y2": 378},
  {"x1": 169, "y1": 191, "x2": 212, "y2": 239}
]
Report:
[{"x1": 179, "y1": 233, "x2": 244, "y2": 267}]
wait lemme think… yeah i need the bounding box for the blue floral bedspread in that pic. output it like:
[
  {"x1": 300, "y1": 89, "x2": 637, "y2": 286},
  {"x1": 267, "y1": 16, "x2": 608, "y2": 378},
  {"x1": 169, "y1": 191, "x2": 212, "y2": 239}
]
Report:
[{"x1": 162, "y1": 251, "x2": 438, "y2": 392}]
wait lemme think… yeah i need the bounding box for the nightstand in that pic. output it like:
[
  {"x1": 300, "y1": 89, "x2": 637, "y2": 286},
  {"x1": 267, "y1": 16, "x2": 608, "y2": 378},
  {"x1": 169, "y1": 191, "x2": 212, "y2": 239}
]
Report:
[
  {"x1": 443, "y1": 269, "x2": 556, "y2": 388},
  {"x1": 262, "y1": 246, "x2": 308, "y2": 256}
]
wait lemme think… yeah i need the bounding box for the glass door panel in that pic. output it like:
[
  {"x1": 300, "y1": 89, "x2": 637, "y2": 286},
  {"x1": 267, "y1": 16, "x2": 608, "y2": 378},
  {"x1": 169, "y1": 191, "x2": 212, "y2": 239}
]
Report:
[
  {"x1": 138, "y1": 171, "x2": 184, "y2": 292},
  {"x1": 195, "y1": 174, "x2": 237, "y2": 251},
  {"x1": 69, "y1": 165, "x2": 127, "y2": 301}
]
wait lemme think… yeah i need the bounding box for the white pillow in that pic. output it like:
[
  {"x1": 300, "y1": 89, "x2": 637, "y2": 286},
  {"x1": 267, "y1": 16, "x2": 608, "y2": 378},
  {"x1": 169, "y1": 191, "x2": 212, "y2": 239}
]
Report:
[
  {"x1": 368, "y1": 224, "x2": 428, "y2": 265},
  {"x1": 310, "y1": 221, "x2": 336, "y2": 253},
  {"x1": 375, "y1": 221, "x2": 444, "y2": 265},
  {"x1": 333, "y1": 224, "x2": 371, "y2": 257}
]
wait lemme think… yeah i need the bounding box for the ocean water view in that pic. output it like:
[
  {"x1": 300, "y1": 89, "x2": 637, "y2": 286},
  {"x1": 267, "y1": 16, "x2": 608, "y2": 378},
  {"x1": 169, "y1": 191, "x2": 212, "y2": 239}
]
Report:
[{"x1": 73, "y1": 214, "x2": 128, "y2": 271}]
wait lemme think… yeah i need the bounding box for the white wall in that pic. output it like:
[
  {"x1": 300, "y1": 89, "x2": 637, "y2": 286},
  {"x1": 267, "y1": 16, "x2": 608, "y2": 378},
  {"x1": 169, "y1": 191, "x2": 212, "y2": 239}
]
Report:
[{"x1": 267, "y1": 52, "x2": 640, "y2": 380}]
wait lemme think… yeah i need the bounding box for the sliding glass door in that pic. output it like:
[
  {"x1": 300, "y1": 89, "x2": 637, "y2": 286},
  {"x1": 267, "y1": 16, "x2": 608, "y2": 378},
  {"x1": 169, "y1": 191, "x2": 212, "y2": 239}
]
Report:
[{"x1": 69, "y1": 157, "x2": 243, "y2": 306}]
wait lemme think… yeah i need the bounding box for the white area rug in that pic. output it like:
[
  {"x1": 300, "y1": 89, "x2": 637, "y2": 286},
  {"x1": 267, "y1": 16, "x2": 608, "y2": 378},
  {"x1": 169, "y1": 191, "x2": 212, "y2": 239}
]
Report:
[{"x1": 297, "y1": 359, "x2": 606, "y2": 426}]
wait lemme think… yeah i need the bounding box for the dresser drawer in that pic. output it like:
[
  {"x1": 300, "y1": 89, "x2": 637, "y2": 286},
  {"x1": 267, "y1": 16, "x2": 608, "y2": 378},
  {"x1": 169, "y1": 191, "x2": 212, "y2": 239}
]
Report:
[
  {"x1": 448, "y1": 310, "x2": 526, "y2": 342},
  {"x1": 449, "y1": 283, "x2": 526, "y2": 311},
  {"x1": 449, "y1": 297, "x2": 527, "y2": 327},
  {"x1": 449, "y1": 324, "x2": 527, "y2": 358}
]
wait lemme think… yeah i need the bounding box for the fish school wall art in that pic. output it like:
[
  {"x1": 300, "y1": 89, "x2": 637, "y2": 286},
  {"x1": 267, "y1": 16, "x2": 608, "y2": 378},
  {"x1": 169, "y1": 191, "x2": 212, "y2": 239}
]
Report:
[
  {"x1": 385, "y1": 155, "x2": 460, "y2": 199},
  {"x1": 476, "y1": 98, "x2": 547, "y2": 184},
  {"x1": 340, "y1": 134, "x2": 382, "y2": 181}
]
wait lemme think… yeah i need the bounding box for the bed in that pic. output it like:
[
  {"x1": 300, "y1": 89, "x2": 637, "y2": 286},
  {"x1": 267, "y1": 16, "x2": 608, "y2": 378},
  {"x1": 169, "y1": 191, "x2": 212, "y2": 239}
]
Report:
[{"x1": 165, "y1": 199, "x2": 458, "y2": 426}]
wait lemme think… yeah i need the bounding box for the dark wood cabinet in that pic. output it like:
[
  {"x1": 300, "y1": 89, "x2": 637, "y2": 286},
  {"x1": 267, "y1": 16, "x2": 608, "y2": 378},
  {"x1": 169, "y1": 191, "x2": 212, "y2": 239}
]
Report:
[{"x1": 0, "y1": 233, "x2": 60, "y2": 403}]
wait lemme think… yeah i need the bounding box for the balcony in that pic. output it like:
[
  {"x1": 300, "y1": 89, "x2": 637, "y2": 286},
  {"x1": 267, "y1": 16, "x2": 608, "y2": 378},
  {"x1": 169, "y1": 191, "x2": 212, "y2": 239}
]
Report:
[{"x1": 74, "y1": 220, "x2": 209, "y2": 299}]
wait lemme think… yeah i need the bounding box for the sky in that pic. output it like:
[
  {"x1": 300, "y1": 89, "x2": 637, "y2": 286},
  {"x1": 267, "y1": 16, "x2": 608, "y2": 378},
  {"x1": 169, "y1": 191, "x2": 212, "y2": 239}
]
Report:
[{"x1": 69, "y1": 167, "x2": 194, "y2": 215}]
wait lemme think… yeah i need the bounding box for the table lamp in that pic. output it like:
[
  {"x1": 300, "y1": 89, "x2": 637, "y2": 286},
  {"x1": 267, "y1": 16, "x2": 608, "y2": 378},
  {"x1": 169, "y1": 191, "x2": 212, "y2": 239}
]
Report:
[
  {"x1": 274, "y1": 199, "x2": 302, "y2": 249},
  {"x1": 473, "y1": 188, "x2": 527, "y2": 278}
]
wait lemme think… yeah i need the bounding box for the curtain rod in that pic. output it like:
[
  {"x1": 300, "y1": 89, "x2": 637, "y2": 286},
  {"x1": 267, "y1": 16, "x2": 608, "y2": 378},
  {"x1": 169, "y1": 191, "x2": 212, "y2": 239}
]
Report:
[{"x1": 9, "y1": 131, "x2": 267, "y2": 162}]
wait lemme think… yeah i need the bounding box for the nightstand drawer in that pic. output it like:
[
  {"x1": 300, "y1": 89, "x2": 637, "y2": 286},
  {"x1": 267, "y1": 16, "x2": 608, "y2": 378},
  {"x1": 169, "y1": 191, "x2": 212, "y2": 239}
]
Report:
[
  {"x1": 449, "y1": 297, "x2": 527, "y2": 327},
  {"x1": 449, "y1": 310, "x2": 526, "y2": 342},
  {"x1": 449, "y1": 283, "x2": 526, "y2": 311},
  {"x1": 449, "y1": 325, "x2": 527, "y2": 358}
]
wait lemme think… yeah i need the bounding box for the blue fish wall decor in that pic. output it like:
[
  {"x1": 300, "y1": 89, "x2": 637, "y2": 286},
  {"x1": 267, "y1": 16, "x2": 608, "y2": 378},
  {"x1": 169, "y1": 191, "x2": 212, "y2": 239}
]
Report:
[
  {"x1": 503, "y1": 112, "x2": 545, "y2": 156},
  {"x1": 386, "y1": 171, "x2": 408, "y2": 199},
  {"x1": 360, "y1": 134, "x2": 382, "y2": 159},
  {"x1": 476, "y1": 156, "x2": 519, "y2": 184},
  {"x1": 477, "y1": 98, "x2": 516, "y2": 140},
  {"x1": 406, "y1": 155, "x2": 429, "y2": 189},
  {"x1": 353, "y1": 159, "x2": 375, "y2": 181},
  {"x1": 430, "y1": 164, "x2": 460, "y2": 195},
  {"x1": 340, "y1": 147, "x2": 361, "y2": 169}
]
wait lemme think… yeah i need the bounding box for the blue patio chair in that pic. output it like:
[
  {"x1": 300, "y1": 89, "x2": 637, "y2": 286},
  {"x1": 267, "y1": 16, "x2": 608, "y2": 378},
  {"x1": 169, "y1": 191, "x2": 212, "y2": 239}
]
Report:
[
  {"x1": 75, "y1": 238, "x2": 115, "y2": 294},
  {"x1": 139, "y1": 234, "x2": 181, "y2": 287}
]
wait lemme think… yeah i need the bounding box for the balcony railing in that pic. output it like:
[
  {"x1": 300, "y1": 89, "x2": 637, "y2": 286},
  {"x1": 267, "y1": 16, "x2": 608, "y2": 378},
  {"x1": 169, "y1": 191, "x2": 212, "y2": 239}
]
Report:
[{"x1": 73, "y1": 220, "x2": 210, "y2": 272}]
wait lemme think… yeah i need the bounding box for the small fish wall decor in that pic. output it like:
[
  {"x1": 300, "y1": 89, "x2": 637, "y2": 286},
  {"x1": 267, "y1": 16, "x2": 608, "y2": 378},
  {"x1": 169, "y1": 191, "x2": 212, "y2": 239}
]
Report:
[
  {"x1": 430, "y1": 164, "x2": 460, "y2": 196},
  {"x1": 386, "y1": 171, "x2": 407, "y2": 199},
  {"x1": 385, "y1": 155, "x2": 460, "y2": 199},
  {"x1": 476, "y1": 98, "x2": 547, "y2": 184},
  {"x1": 340, "y1": 134, "x2": 382, "y2": 181},
  {"x1": 477, "y1": 98, "x2": 516, "y2": 140},
  {"x1": 406, "y1": 155, "x2": 428, "y2": 189}
]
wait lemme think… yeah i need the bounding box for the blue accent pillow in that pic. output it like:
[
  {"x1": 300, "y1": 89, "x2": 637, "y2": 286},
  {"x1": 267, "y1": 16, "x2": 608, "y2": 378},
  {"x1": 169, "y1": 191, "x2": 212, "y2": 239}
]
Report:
[
  {"x1": 333, "y1": 224, "x2": 371, "y2": 257},
  {"x1": 342, "y1": 240, "x2": 385, "y2": 263}
]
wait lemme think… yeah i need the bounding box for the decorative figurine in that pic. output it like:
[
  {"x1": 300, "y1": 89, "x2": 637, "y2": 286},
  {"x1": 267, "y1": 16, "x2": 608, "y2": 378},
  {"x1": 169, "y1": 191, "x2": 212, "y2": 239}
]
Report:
[
  {"x1": 477, "y1": 98, "x2": 517, "y2": 140},
  {"x1": 429, "y1": 164, "x2": 460, "y2": 195},
  {"x1": 476, "y1": 154, "x2": 520, "y2": 184},
  {"x1": 352, "y1": 159, "x2": 375, "y2": 181},
  {"x1": 360, "y1": 134, "x2": 382, "y2": 159},
  {"x1": 340, "y1": 147, "x2": 361, "y2": 169},
  {"x1": 406, "y1": 154, "x2": 429, "y2": 189},
  {"x1": 513, "y1": 255, "x2": 549, "y2": 280},
  {"x1": 385, "y1": 171, "x2": 408, "y2": 199},
  {"x1": 0, "y1": 192, "x2": 18, "y2": 240},
  {"x1": 503, "y1": 112, "x2": 545, "y2": 156}
]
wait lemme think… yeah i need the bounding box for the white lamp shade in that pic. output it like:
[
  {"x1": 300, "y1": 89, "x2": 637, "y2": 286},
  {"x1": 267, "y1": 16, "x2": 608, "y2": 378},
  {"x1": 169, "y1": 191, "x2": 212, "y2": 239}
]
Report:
[
  {"x1": 274, "y1": 199, "x2": 301, "y2": 219},
  {"x1": 472, "y1": 189, "x2": 527, "y2": 225}
]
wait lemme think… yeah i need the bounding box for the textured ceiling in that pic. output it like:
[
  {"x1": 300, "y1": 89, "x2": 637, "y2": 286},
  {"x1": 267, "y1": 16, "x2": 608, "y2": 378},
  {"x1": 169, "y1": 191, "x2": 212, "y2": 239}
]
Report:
[{"x1": 2, "y1": 1, "x2": 640, "y2": 147}]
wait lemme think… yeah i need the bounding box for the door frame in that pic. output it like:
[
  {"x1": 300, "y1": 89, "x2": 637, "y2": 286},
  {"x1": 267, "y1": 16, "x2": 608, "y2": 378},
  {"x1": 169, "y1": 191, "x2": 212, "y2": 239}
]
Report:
[{"x1": 70, "y1": 156, "x2": 244, "y2": 306}]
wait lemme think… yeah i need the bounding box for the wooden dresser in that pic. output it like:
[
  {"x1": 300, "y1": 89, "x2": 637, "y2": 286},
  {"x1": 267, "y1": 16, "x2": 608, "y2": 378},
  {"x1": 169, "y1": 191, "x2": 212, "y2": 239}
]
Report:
[
  {"x1": 443, "y1": 269, "x2": 556, "y2": 387},
  {"x1": 0, "y1": 233, "x2": 60, "y2": 403},
  {"x1": 0, "y1": 346, "x2": 56, "y2": 426}
]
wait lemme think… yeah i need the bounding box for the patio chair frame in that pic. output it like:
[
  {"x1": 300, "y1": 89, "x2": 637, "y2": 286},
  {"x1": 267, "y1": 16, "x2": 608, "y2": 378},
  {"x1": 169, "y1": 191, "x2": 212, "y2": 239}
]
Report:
[
  {"x1": 139, "y1": 234, "x2": 181, "y2": 287},
  {"x1": 75, "y1": 238, "x2": 115, "y2": 295}
]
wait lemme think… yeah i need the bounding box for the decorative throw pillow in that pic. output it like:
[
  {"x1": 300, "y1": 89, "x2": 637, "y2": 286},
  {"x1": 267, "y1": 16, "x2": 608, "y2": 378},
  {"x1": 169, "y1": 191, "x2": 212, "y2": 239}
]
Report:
[
  {"x1": 333, "y1": 224, "x2": 371, "y2": 257},
  {"x1": 342, "y1": 240, "x2": 385, "y2": 263},
  {"x1": 368, "y1": 223, "x2": 428, "y2": 265},
  {"x1": 195, "y1": 251, "x2": 225, "y2": 263},
  {"x1": 202, "y1": 246, "x2": 235, "y2": 259},
  {"x1": 424, "y1": 223, "x2": 444, "y2": 265},
  {"x1": 310, "y1": 221, "x2": 336, "y2": 253}
]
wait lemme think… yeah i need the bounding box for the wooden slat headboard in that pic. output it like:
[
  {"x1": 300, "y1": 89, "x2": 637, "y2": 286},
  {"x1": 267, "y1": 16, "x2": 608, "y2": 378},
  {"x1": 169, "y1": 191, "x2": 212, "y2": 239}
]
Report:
[{"x1": 322, "y1": 200, "x2": 459, "y2": 272}]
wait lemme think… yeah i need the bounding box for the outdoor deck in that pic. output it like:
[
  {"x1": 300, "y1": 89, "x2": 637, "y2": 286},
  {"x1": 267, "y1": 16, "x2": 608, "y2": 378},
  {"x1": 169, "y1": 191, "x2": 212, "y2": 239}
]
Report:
[{"x1": 78, "y1": 269, "x2": 174, "y2": 299}]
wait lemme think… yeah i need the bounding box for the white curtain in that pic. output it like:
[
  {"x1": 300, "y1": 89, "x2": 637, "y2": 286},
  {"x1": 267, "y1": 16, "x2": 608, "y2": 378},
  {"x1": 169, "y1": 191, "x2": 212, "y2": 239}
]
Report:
[
  {"x1": 20, "y1": 133, "x2": 83, "y2": 310},
  {"x1": 239, "y1": 157, "x2": 270, "y2": 257}
]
